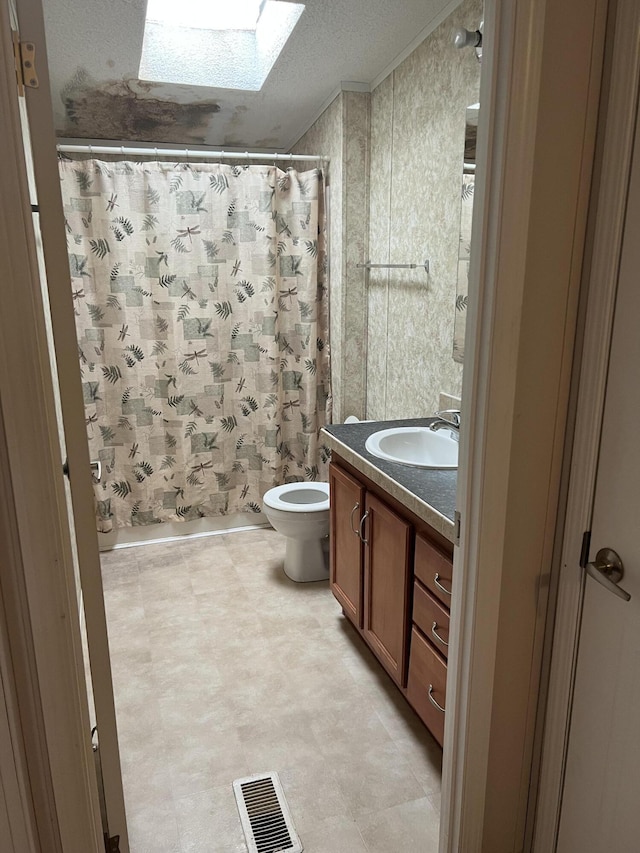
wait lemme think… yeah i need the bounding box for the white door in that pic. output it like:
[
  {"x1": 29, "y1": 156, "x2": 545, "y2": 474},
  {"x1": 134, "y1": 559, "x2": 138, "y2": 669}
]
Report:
[
  {"x1": 10, "y1": 0, "x2": 130, "y2": 849},
  {"x1": 555, "y1": 89, "x2": 640, "y2": 852}
]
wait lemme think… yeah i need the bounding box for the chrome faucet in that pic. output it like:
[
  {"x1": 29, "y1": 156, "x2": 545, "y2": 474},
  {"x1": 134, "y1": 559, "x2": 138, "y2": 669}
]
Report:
[{"x1": 429, "y1": 409, "x2": 461, "y2": 434}]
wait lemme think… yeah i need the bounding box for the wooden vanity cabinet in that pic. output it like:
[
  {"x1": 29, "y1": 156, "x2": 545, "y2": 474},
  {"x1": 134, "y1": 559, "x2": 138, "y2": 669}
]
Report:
[{"x1": 329, "y1": 456, "x2": 454, "y2": 747}]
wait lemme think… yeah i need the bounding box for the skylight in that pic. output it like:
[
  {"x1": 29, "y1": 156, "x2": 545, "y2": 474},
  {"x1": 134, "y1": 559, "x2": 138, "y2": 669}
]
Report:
[
  {"x1": 145, "y1": 0, "x2": 267, "y2": 32},
  {"x1": 139, "y1": 0, "x2": 305, "y2": 92}
]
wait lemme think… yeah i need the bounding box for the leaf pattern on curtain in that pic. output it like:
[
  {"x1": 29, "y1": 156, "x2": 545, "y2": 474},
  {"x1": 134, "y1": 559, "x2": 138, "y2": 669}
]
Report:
[
  {"x1": 453, "y1": 174, "x2": 474, "y2": 363},
  {"x1": 59, "y1": 159, "x2": 332, "y2": 531}
]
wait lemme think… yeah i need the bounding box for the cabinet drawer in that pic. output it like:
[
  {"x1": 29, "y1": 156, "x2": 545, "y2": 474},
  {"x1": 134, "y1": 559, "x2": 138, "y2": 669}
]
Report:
[
  {"x1": 414, "y1": 534, "x2": 453, "y2": 608},
  {"x1": 413, "y1": 581, "x2": 450, "y2": 659},
  {"x1": 406, "y1": 626, "x2": 447, "y2": 746}
]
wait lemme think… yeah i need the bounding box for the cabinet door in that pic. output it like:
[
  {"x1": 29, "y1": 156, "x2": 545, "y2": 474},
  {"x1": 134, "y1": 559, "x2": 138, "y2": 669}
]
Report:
[
  {"x1": 363, "y1": 492, "x2": 412, "y2": 686},
  {"x1": 329, "y1": 463, "x2": 365, "y2": 627}
]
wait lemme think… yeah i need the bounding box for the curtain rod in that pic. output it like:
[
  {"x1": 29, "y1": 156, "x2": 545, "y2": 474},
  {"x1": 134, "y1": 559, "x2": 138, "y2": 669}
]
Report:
[{"x1": 57, "y1": 143, "x2": 329, "y2": 164}]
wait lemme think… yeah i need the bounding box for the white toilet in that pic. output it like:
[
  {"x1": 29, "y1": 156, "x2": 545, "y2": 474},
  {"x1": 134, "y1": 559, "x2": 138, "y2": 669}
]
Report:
[{"x1": 262, "y1": 482, "x2": 330, "y2": 582}]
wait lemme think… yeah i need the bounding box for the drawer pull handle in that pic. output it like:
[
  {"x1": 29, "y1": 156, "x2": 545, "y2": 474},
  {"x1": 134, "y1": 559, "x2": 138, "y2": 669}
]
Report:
[
  {"x1": 431, "y1": 621, "x2": 449, "y2": 647},
  {"x1": 434, "y1": 573, "x2": 452, "y2": 597},
  {"x1": 359, "y1": 510, "x2": 370, "y2": 545},
  {"x1": 350, "y1": 502, "x2": 360, "y2": 535},
  {"x1": 428, "y1": 684, "x2": 446, "y2": 713}
]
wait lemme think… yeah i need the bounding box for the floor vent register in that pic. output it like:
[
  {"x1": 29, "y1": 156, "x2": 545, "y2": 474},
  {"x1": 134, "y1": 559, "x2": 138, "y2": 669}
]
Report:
[{"x1": 233, "y1": 772, "x2": 303, "y2": 853}]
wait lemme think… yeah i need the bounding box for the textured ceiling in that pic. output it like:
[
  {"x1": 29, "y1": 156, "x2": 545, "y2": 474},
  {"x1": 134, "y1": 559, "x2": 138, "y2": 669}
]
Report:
[{"x1": 42, "y1": 0, "x2": 460, "y2": 150}]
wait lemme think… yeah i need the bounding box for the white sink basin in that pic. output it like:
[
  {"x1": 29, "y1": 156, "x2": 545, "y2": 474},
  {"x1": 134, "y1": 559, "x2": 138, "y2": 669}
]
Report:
[{"x1": 365, "y1": 426, "x2": 458, "y2": 469}]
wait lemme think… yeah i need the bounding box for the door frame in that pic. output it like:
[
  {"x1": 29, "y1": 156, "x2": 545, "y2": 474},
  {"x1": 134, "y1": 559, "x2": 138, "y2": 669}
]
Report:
[
  {"x1": 0, "y1": 1, "x2": 612, "y2": 852},
  {"x1": 0, "y1": 0, "x2": 103, "y2": 849},
  {"x1": 443, "y1": 0, "x2": 609, "y2": 849},
  {"x1": 0, "y1": 418, "x2": 46, "y2": 853},
  {"x1": 532, "y1": 2, "x2": 640, "y2": 849},
  {"x1": 12, "y1": 0, "x2": 131, "y2": 847}
]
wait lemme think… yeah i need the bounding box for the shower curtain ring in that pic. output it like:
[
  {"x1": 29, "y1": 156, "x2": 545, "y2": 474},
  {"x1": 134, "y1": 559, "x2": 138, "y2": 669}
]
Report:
[
  {"x1": 220, "y1": 150, "x2": 224, "y2": 164},
  {"x1": 185, "y1": 147, "x2": 189, "y2": 161}
]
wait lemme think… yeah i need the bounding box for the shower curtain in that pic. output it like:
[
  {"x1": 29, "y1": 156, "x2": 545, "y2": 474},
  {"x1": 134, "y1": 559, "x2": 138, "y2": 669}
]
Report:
[{"x1": 59, "y1": 159, "x2": 331, "y2": 531}]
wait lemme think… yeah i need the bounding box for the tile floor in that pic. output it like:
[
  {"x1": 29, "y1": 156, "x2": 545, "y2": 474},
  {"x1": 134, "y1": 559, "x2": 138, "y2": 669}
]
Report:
[{"x1": 101, "y1": 527, "x2": 442, "y2": 852}]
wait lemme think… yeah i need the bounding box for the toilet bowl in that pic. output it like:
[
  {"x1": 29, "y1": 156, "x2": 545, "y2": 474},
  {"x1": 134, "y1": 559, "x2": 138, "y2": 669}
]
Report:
[{"x1": 262, "y1": 482, "x2": 330, "y2": 582}]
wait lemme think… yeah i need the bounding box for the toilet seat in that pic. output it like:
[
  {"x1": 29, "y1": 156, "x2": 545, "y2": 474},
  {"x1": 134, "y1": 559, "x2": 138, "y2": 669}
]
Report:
[{"x1": 263, "y1": 482, "x2": 329, "y2": 513}]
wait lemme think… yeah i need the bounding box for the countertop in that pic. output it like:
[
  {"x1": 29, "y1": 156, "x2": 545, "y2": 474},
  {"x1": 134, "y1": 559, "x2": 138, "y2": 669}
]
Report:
[{"x1": 322, "y1": 418, "x2": 457, "y2": 543}]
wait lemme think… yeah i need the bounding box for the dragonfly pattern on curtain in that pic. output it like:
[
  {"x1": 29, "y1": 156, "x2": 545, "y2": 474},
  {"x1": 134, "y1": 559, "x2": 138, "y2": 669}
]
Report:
[{"x1": 59, "y1": 159, "x2": 331, "y2": 531}]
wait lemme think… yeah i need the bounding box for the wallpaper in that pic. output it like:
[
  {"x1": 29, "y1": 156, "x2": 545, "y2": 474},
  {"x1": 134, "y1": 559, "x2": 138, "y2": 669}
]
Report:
[
  {"x1": 293, "y1": 0, "x2": 481, "y2": 423},
  {"x1": 366, "y1": 0, "x2": 482, "y2": 418},
  {"x1": 340, "y1": 91, "x2": 370, "y2": 421},
  {"x1": 293, "y1": 94, "x2": 345, "y2": 419},
  {"x1": 293, "y1": 89, "x2": 370, "y2": 423}
]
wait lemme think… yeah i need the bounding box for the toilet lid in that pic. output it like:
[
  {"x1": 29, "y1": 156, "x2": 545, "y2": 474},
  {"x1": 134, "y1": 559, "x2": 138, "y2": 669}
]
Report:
[{"x1": 263, "y1": 481, "x2": 329, "y2": 512}]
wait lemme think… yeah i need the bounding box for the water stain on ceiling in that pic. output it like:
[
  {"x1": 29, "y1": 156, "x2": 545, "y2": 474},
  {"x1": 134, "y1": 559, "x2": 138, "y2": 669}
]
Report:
[{"x1": 60, "y1": 68, "x2": 222, "y2": 144}]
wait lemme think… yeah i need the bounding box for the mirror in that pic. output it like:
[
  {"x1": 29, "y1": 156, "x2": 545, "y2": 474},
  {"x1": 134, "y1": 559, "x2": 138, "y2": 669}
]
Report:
[{"x1": 453, "y1": 103, "x2": 478, "y2": 363}]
